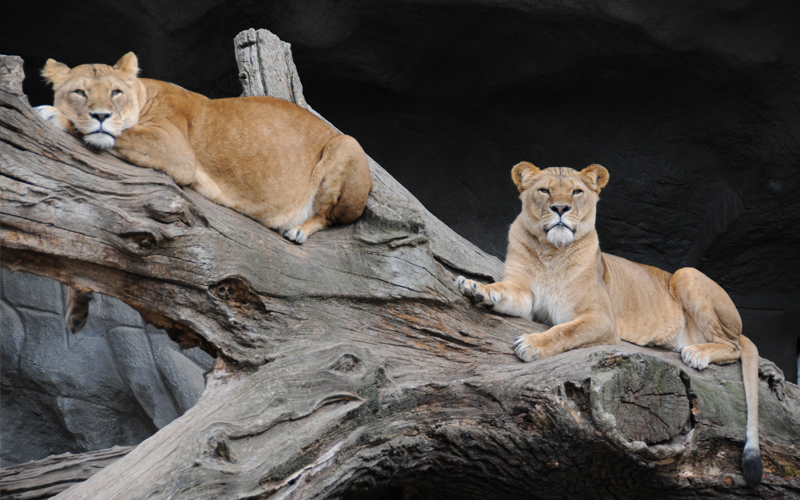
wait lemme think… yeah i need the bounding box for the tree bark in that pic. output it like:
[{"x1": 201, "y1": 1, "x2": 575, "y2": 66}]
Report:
[
  {"x1": 0, "y1": 447, "x2": 133, "y2": 500},
  {"x1": 1, "y1": 33, "x2": 799, "y2": 500}
]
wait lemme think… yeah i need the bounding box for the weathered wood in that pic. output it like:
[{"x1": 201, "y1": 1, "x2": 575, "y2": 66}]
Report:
[
  {"x1": 0, "y1": 447, "x2": 133, "y2": 500},
  {"x1": 1, "y1": 37, "x2": 799, "y2": 500},
  {"x1": 235, "y1": 28, "x2": 307, "y2": 106}
]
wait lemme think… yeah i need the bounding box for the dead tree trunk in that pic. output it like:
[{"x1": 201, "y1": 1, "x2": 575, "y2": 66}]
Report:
[
  {"x1": 1, "y1": 32, "x2": 799, "y2": 500},
  {"x1": 0, "y1": 447, "x2": 134, "y2": 500}
]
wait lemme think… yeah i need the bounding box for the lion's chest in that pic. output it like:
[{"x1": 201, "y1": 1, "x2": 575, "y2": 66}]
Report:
[{"x1": 528, "y1": 267, "x2": 583, "y2": 326}]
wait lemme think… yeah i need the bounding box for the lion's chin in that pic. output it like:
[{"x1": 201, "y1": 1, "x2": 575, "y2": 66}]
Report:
[
  {"x1": 546, "y1": 225, "x2": 575, "y2": 248},
  {"x1": 83, "y1": 132, "x2": 116, "y2": 150}
]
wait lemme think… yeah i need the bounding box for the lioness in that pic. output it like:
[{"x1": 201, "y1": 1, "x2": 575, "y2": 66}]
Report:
[
  {"x1": 36, "y1": 53, "x2": 373, "y2": 332},
  {"x1": 36, "y1": 52, "x2": 372, "y2": 244},
  {"x1": 456, "y1": 163, "x2": 763, "y2": 487}
]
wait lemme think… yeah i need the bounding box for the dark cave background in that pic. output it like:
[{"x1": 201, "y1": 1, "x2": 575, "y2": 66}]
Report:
[{"x1": 2, "y1": 0, "x2": 798, "y2": 383}]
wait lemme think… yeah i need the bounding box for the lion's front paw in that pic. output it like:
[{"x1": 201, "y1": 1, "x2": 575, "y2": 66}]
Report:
[
  {"x1": 681, "y1": 345, "x2": 711, "y2": 370},
  {"x1": 513, "y1": 334, "x2": 550, "y2": 362},
  {"x1": 455, "y1": 276, "x2": 483, "y2": 300},
  {"x1": 282, "y1": 227, "x2": 308, "y2": 244},
  {"x1": 34, "y1": 105, "x2": 74, "y2": 133},
  {"x1": 455, "y1": 276, "x2": 499, "y2": 306},
  {"x1": 35, "y1": 105, "x2": 59, "y2": 121}
]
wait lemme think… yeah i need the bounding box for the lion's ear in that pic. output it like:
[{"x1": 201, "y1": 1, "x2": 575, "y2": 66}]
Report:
[
  {"x1": 41, "y1": 59, "x2": 71, "y2": 87},
  {"x1": 511, "y1": 161, "x2": 540, "y2": 193},
  {"x1": 113, "y1": 52, "x2": 140, "y2": 77},
  {"x1": 581, "y1": 164, "x2": 609, "y2": 192}
]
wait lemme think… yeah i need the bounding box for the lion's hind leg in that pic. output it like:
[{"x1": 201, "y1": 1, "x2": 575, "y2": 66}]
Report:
[
  {"x1": 670, "y1": 267, "x2": 762, "y2": 487},
  {"x1": 680, "y1": 341, "x2": 740, "y2": 370},
  {"x1": 322, "y1": 135, "x2": 372, "y2": 225},
  {"x1": 669, "y1": 267, "x2": 743, "y2": 366},
  {"x1": 282, "y1": 215, "x2": 328, "y2": 244},
  {"x1": 282, "y1": 135, "x2": 371, "y2": 244}
]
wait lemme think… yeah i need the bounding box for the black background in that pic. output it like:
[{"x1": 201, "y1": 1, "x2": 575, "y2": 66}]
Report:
[{"x1": 2, "y1": 0, "x2": 798, "y2": 381}]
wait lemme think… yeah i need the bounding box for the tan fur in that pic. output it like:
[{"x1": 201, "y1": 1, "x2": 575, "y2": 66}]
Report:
[
  {"x1": 37, "y1": 53, "x2": 373, "y2": 243},
  {"x1": 456, "y1": 162, "x2": 762, "y2": 486},
  {"x1": 65, "y1": 288, "x2": 93, "y2": 333},
  {"x1": 40, "y1": 53, "x2": 373, "y2": 342}
]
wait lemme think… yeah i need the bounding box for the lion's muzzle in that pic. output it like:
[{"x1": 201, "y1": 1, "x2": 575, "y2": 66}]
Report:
[
  {"x1": 83, "y1": 129, "x2": 116, "y2": 150},
  {"x1": 81, "y1": 114, "x2": 118, "y2": 150}
]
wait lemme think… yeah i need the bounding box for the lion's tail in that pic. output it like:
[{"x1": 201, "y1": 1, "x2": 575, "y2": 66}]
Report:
[{"x1": 740, "y1": 334, "x2": 762, "y2": 488}]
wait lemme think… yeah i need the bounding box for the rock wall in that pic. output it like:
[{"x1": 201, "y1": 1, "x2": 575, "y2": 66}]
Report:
[{"x1": 0, "y1": 269, "x2": 213, "y2": 466}]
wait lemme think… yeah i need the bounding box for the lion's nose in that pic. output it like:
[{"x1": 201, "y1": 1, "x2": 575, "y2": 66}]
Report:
[
  {"x1": 90, "y1": 112, "x2": 111, "y2": 123},
  {"x1": 550, "y1": 205, "x2": 571, "y2": 216}
]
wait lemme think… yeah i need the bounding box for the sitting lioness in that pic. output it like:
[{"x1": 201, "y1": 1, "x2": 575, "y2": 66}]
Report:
[
  {"x1": 35, "y1": 52, "x2": 372, "y2": 244},
  {"x1": 456, "y1": 163, "x2": 763, "y2": 487},
  {"x1": 37, "y1": 53, "x2": 373, "y2": 333}
]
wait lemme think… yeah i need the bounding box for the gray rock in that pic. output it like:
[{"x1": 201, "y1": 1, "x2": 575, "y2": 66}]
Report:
[
  {"x1": 0, "y1": 387, "x2": 82, "y2": 466},
  {"x1": 149, "y1": 329, "x2": 208, "y2": 414},
  {"x1": 0, "y1": 269, "x2": 214, "y2": 467},
  {"x1": 0, "y1": 301, "x2": 24, "y2": 383},
  {"x1": 107, "y1": 326, "x2": 181, "y2": 429},
  {"x1": 55, "y1": 395, "x2": 156, "y2": 452},
  {"x1": 92, "y1": 293, "x2": 146, "y2": 329},
  {"x1": 1, "y1": 269, "x2": 64, "y2": 314}
]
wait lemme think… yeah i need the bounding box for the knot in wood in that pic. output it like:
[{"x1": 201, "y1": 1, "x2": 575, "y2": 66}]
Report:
[
  {"x1": 331, "y1": 354, "x2": 360, "y2": 373},
  {"x1": 119, "y1": 231, "x2": 158, "y2": 254},
  {"x1": 206, "y1": 431, "x2": 237, "y2": 463},
  {"x1": 143, "y1": 192, "x2": 201, "y2": 227},
  {"x1": 209, "y1": 277, "x2": 265, "y2": 318}
]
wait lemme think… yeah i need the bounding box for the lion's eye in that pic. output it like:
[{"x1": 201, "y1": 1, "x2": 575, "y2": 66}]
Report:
[
  {"x1": 73, "y1": 89, "x2": 86, "y2": 98},
  {"x1": 572, "y1": 189, "x2": 583, "y2": 195},
  {"x1": 111, "y1": 89, "x2": 122, "y2": 97},
  {"x1": 538, "y1": 188, "x2": 550, "y2": 195}
]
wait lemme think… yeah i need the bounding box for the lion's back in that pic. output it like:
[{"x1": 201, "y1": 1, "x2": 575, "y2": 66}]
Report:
[
  {"x1": 199, "y1": 94, "x2": 337, "y2": 172},
  {"x1": 601, "y1": 253, "x2": 684, "y2": 344},
  {"x1": 141, "y1": 78, "x2": 341, "y2": 214}
]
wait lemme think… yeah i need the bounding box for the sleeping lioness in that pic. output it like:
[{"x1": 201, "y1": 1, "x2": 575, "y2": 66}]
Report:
[
  {"x1": 36, "y1": 52, "x2": 372, "y2": 244},
  {"x1": 456, "y1": 163, "x2": 764, "y2": 487},
  {"x1": 36, "y1": 53, "x2": 372, "y2": 332}
]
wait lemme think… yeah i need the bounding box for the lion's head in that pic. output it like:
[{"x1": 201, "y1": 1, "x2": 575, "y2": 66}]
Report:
[
  {"x1": 511, "y1": 162, "x2": 609, "y2": 248},
  {"x1": 42, "y1": 52, "x2": 143, "y2": 150}
]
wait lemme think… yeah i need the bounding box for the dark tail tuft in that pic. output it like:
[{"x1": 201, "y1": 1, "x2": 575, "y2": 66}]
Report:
[{"x1": 742, "y1": 447, "x2": 763, "y2": 488}]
